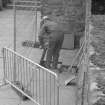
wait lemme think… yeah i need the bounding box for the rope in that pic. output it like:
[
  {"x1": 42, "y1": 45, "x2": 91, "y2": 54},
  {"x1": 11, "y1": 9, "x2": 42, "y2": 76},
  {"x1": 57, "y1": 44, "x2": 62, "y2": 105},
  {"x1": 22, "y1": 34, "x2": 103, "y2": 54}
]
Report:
[{"x1": 68, "y1": 40, "x2": 85, "y2": 72}]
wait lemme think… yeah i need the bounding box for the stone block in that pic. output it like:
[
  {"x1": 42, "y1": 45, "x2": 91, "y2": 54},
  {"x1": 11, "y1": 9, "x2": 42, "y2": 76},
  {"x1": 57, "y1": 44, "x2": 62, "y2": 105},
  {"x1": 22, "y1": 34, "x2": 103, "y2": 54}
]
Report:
[{"x1": 62, "y1": 33, "x2": 74, "y2": 50}]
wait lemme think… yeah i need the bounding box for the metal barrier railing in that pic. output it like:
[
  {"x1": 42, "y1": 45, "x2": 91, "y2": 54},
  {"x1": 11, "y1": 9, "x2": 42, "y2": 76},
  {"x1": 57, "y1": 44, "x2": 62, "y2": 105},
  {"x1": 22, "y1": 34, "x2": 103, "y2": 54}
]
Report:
[{"x1": 3, "y1": 47, "x2": 59, "y2": 105}]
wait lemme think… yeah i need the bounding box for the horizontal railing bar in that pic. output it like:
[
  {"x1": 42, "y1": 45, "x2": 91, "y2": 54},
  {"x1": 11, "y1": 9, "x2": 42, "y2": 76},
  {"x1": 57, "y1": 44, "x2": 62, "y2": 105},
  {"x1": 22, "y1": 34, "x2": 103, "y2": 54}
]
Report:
[
  {"x1": 3, "y1": 47, "x2": 57, "y2": 78},
  {"x1": 6, "y1": 79, "x2": 40, "y2": 105}
]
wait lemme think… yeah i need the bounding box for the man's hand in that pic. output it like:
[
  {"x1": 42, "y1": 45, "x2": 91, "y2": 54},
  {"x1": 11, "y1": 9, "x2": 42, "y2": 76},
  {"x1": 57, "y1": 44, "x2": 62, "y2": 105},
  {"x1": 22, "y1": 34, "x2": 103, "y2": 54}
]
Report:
[
  {"x1": 39, "y1": 45, "x2": 44, "y2": 49},
  {"x1": 39, "y1": 42, "x2": 49, "y2": 49}
]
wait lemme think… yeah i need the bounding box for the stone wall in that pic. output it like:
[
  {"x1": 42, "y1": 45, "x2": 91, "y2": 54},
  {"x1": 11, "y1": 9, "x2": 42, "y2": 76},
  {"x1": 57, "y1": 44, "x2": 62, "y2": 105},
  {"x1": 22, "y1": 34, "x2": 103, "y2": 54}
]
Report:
[{"x1": 41, "y1": 0, "x2": 86, "y2": 49}]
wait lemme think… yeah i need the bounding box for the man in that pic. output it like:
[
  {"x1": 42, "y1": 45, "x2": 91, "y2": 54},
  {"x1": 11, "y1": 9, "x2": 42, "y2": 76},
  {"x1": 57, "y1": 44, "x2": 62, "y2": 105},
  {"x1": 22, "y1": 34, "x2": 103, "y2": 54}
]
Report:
[{"x1": 39, "y1": 16, "x2": 64, "y2": 69}]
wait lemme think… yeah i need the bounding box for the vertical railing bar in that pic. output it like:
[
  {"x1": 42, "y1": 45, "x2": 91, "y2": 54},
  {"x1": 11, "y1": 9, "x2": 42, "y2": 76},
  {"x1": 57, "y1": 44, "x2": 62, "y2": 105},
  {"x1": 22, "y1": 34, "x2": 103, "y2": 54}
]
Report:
[
  {"x1": 27, "y1": 61, "x2": 31, "y2": 89},
  {"x1": 12, "y1": 51, "x2": 14, "y2": 81},
  {"x1": 29, "y1": 61, "x2": 33, "y2": 95},
  {"x1": 10, "y1": 51, "x2": 12, "y2": 81},
  {"x1": 5, "y1": 49, "x2": 7, "y2": 80},
  {"x1": 3, "y1": 48, "x2": 6, "y2": 81},
  {"x1": 4, "y1": 49, "x2": 7, "y2": 79},
  {"x1": 13, "y1": 50, "x2": 17, "y2": 82},
  {"x1": 50, "y1": 73, "x2": 51, "y2": 105},
  {"x1": 43, "y1": 70, "x2": 45, "y2": 105},
  {"x1": 25, "y1": 59, "x2": 27, "y2": 88},
  {"x1": 39, "y1": 68, "x2": 41, "y2": 104},
  {"x1": 43, "y1": 70, "x2": 44, "y2": 105},
  {"x1": 25, "y1": 60, "x2": 28, "y2": 89},
  {"x1": 11, "y1": 51, "x2": 14, "y2": 81},
  {"x1": 7, "y1": 49, "x2": 9, "y2": 80},
  {"x1": 34, "y1": 70, "x2": 35, "y2": 97},
  {"x1": 26, "y1": 60, "x2": 28, "y2": 89},
  {"x1": 8, "y1": 50, "x2": 10, "y2": 80},
  {"x1": 17, "y1": 56, "x2": 20, "y2": 81},
  {"x1": 26, "y1": 61, "x2": 29, "y2": 90},
  {"x1": 31, "y1": 64, "x2": 33, "y2": 96},
  {"x1": 19, "y1": 56, "x2": 22, "y2": 83},
  {"x1": 36, "y1": 65, "x2": 38, "y2": 101},
  {"x1": 57, "y1": 79, "x2": 60, "y2": 105},
  {"x1": 19, "y1": 56, "x2": 20, "y2": 81},
  {"x1": 9, "y1": 48, "x2": 11, "y2": 80},
  {"x1": 29, "y1": 62, "x2": 31, "y2": 93},
  {"x1": 14, "y1": 53, "x2": 17, "y2": 82},
  {"x1": 32, "y1": 66, "x2": 35, "y2": 97},
  {"x1": 9, "y1": 50, "x2": 11, "y2": 80},
  {"x1": 21, "y1": 57, "x2": 23, "y2": 86},
  {"x1": 22, "y1": 58, "x2": 24, "y2": 86},
  {"x1": 54, "y1": 76, "x2": 55, "y2": 105},
  {"x1": 7, "y1": 50, "x2": 11, "y2": 80},
  {"x1": 18, "y1": 56, "x2": 20, "y2": 82},
  {"x1": 29, "y1": 61, "x2": 31, "y2": 91},
  {"x1": 46, "y1": 71, "x2": 47, "y2": 105},
  {"x1": 6, "y1": 49, "x2": 8, "y2": 79},
  {"x1": 19, "y1": 57, "x2": 21, "y2": 83},
  {"x1": 25, "y1": 60, "x2": 28, "y2": 88},
  {"x1": 23, "y1": 59, "x2": 25, "y2": 87}
]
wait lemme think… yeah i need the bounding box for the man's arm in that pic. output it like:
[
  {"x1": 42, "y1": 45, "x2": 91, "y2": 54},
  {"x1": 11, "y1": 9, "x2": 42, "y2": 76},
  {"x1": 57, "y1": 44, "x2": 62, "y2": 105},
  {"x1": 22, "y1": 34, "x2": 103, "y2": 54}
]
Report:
[{"x1": 38, "y1": 28, "x2": 44, "y2": 46}]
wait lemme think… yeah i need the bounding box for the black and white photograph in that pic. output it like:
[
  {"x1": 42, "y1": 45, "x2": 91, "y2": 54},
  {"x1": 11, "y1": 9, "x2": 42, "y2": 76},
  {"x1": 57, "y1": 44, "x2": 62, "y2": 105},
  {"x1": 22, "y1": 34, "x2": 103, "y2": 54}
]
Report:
[{"x1": 0, "y1": 0, "x2": 105, "y2": 105}]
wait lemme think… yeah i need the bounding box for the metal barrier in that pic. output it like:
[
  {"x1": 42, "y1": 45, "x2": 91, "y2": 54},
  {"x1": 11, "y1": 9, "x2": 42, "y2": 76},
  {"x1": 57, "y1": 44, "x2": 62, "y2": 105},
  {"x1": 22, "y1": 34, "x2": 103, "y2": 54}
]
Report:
[{"x1": 3, "y1": 47, "x2": 59, "y2": 105}]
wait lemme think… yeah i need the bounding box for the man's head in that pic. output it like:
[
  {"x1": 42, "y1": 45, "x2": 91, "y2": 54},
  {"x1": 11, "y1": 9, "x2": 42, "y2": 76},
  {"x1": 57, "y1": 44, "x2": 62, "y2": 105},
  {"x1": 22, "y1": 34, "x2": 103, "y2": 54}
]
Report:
[
  {"x1": 41, "y1": 16, "x2": 52, "y2": 25},
  {"x1": 42, "y1": 16, "x2": 51, "y2": 21}
]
